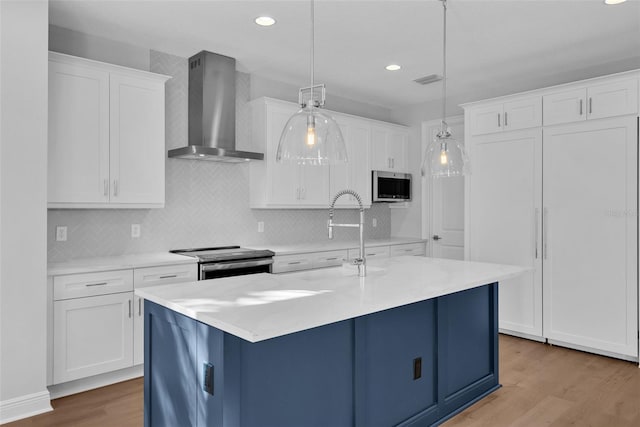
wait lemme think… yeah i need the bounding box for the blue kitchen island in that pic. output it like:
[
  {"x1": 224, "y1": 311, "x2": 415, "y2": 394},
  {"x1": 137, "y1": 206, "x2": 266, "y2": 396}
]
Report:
[{"x1": 136, "y1": 256, "x2": 524, "y2": 427}]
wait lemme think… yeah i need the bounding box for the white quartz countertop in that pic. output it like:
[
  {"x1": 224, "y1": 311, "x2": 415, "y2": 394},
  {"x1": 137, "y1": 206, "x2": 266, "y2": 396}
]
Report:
[
  {"x1": 246, "y1": 237, "x2": 428, "y2": 256},
  {"x1": 136, "y1": 256, "x2": 526, "y2": 343},
  {"x1": 48, "y1": 252, "x2": 196, "y2": 276}
]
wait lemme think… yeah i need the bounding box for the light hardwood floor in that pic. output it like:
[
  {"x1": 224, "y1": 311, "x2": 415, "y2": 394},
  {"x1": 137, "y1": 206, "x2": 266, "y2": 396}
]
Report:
[{"x1": 6, "y1": 335, "x2": 640, "y2": 427}]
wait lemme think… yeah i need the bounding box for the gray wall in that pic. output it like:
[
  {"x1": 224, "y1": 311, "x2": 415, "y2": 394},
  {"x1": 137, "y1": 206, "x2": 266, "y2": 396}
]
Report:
[{"x1": 47, "y1": 28, "x2": 393, "y2": 262}]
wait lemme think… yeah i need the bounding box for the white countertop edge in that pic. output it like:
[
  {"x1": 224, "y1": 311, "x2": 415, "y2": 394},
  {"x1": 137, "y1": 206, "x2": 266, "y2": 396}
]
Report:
[
  {"x1": 48, "y1": 252, "x2": 197, "y2": 276},
  {"x1": 247, "y1": 237, "x2": 428, "y2": 256},
  {"x1": 135, "y1": 258, "x2": 526, "y2": 343}
]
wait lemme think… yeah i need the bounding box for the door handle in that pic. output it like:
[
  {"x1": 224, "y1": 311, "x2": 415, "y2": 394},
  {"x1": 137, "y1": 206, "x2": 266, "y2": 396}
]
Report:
[
  {"x1": 432, "y1": 235, "x2": 442, "y2": 241},
  {"x1": 504, "y1": 111, "x2": 508, "y2": 127},
  {"x1": 497, "y1": 113, "x2": 501, "y2": 128},
  {"x1": 138, "y1": 298, "x2": 142, "y2": 316},
  {"x1": 588, "y1": 97, "x2": 592, "y2": 114},
  {"x1": 113, "y1": 179, "x2": 119, "y2": 197},
  {"x1": 579, "y1": 99, "x2": 583, "y2": 116},
  {"x1": 543, "y1": 208, "x2": 548, "y2": 259},
  {"x1": 534, "y1": 208, "x2": 539, "y2": 259},
  {"x1": 128, "y1": 300, "x2": 132, "y2": 318},
  {"x1": 103, "y1": 179, "x2": 108, "y2": 197}
]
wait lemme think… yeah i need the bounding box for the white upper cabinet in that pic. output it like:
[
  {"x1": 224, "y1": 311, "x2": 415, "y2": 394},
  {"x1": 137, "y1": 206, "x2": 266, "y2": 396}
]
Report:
[
  {"x1": 370, "y1": 125, "x2": 409, "y2": 172},
  {"x1": 468, "y1": 96, "x2": 541, "y2": 136},
  {"x1": 48, "y1": 52, "x2": 170, "y2": 209},
  {"x1": 543, "y1": 78, "x2": 638, "y2": 126},
  {"x1": 331, "y1": 116, "x2": 371, "y2": 207},
  {"x1": 48, "y1": 60, "x2": 110, "y2": 204},
  {"x1": 250, "y1": 98, "x2": 330, "y2": 208},
  {"x1": 109, "y1": 73, "x2": 166, "y2": 204},
  {"x1": 250, "y1": 97, "x2": 404, "y2": 209}
]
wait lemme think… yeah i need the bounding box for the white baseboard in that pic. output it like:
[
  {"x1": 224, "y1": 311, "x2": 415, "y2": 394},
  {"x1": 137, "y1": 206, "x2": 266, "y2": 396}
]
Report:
[
  {"x1": 499, "y1": 328, "x2": 546, "y2": 342},
  {"x1": 0, "y1": 390, "x2": 52, "y2": 425},
  {"x1": 48, "y1": 364, "x2": 143, "y2": 400}
]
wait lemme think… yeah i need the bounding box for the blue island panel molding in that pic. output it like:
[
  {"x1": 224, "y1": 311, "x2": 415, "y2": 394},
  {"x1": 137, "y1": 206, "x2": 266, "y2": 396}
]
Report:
[{"x1": 144, "y1": 282, "x2": 499, "y2": 427}]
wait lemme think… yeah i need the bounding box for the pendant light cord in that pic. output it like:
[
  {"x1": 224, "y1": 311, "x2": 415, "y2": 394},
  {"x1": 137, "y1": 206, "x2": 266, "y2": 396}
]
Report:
[
  {"x1": 440, "y1": 0, "x2": 448, "y2": 136},
  {"x1": 310, "y1": 0, "x2": 315, "y2": 107}
]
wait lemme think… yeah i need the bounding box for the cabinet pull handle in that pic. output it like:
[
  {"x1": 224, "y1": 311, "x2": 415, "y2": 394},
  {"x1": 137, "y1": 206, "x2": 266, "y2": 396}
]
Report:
[
  {"x1": 543, "y1": 207, "x2": 548, "y2": 259},
  {"x1": 325, "y1": 257, "x2": 338, "y2": 261},
  {"x1": 288, "y1": 261, "x2": 301, "y2": 265},
  {"x1": 86, "y1": 282, "x2": 107, "y2": 287},
  {"x1": 103, "y1": 179, "x2": 108, "y2": 197},
  {"x1": 159, "y1": 275, "x2": 177, "y2": 279},
  {"x1": 497, "y1": 113, "x2": 501, "y2": 127},
  {"x1": 113, "y1": 180, "x2": 119, "y2": 197},
  {"x1": 504, "y1": 111, "x2": 508, "y2": 127},
  {"x1": 128, "y1": 300, "x2": 132, "y2": 318},
  {"x1": 391, "y1": 158, "x2": 395, "y2": 169},
  {"x1": 534, "y1": 208, "x2": 539, "y2": 259},
  {"x1": 588, "y1": 97, "x2": 592, "y2": 114},
  {"x1": 579, "y1": 99, "x2": 583, "y2": 115},
  {"x1": 301, "y1": 188, "x2": 305, "y2": 200},
  {"x1": 138, "y1": 298, "x2": 142, "y2": 316},
  {"x1": 404, "y1": 249, "x2": 413, "y2": 252}
]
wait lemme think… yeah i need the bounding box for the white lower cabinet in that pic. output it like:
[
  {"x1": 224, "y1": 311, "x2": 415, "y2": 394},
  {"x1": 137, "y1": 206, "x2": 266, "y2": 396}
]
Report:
[
  {"x1": 53, "y1": 292, "x2": 134, "y2": 384},
  {"x1": 50, "y1": 262, "x2": 197, "y2": 385},
  {"x1": 132, "y1": 264, "x2": 198, "y2": 365}
]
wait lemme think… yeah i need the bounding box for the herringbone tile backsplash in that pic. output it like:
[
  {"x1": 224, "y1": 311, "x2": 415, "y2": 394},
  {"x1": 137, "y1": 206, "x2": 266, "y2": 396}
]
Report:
[{"x1": 47, "y1": 50, "x2": 391, "y2": 262}]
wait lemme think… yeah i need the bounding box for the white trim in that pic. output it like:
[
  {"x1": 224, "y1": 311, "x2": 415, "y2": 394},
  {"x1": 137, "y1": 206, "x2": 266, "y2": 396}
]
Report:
[
  {"x1": 547, "y1": 339, "x2": 639, "y2": 364},
  {"x1": 499, "y1": 329, "x2": 546, "y2": 343},
  {"x1": 0, "y1": 391, "x2": 52, "y2": 425}
]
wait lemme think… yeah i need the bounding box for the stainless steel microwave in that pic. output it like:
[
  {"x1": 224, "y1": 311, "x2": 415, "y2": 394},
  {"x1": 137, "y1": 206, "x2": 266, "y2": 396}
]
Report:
[{"x1": 372, "y1": 171, "x2": 412, "y2": 202}]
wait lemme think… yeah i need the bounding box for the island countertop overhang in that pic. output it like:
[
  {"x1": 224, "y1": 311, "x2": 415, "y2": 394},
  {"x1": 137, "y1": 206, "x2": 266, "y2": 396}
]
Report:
[{"x1": 135, "y1": 256, "x2": 526, "y2": 343}]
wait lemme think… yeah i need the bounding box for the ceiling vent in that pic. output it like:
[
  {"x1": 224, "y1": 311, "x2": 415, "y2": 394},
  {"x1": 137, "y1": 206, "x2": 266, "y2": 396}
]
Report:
[{"x1": 413, "y1": 74, "x2": 443, "y2": 85}]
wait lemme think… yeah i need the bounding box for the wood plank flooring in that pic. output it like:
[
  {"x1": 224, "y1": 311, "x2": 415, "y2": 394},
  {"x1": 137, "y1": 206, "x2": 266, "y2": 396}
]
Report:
[{"x1": 6, "y1": 335, "x2": 640, "y2": 427}]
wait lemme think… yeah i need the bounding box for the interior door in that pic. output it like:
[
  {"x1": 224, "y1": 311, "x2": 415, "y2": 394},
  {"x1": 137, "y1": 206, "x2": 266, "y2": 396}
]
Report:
[
  {"x1": 543, "y1": 116, "x2": 637, "y2": 357},
  {"x1": 466, "y1": 128, "x2": 543, "y2": 338},
  {"x1": 426, "y1": 118, "x2": 465, "y2": 260}
]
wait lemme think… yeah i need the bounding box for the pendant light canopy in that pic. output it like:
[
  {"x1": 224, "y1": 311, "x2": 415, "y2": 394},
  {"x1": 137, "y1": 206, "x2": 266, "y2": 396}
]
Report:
[
  {"x1": 276, "y1": 0, "x2": 347, "y2": 166},
  {"x1": 421, "y1": 0, "x2": 470, "y2": 178}
]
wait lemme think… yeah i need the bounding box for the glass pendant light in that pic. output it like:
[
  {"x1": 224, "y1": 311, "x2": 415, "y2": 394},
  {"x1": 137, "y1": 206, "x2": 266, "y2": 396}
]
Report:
[
  {"x1": 421, "y1": 0, "x2": 469, "y2": 178},
  {"x1": 276, "y1": 0, "x2": 347, "y2": 166}
]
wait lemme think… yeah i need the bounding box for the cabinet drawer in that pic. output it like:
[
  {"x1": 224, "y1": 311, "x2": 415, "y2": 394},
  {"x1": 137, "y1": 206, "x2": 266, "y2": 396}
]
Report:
[
  {"x1": 312, "y1": 250, "x2": 348, "y2": 269},
  {"x1": 134, "y1": 264, "x2": 197, "y2": 289},
  {"x1": 348, "y1": 246, "x2": 390, "y2": 260},
  {"x1": 272, "y1": 254, "x2": 313, "y2": 273},
  {"x1": 390, "y1": 243, "x2": 426, "y2": 257},
  {"x1": 53, "y1": 269, "x2": 133, "y2": 300}
]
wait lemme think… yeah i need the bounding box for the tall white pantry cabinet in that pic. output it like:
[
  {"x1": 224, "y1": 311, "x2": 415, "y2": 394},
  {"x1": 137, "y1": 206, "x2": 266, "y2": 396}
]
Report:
[{"x1": 464, "y1": 70, "x2": 640, "y2": 361}]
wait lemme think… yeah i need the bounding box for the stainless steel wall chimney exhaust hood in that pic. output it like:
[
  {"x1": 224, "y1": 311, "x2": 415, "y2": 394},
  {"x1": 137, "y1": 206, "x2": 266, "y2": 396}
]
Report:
[{"x1": 168, "y1": 51, "x2": 264, "y2": 162}]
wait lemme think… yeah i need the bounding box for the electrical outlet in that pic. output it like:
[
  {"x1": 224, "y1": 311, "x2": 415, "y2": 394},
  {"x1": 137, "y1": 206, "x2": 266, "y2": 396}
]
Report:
[
  {"x1": 131, "y1": 224, "x2": 141, "y2": 238},
  {"x1": 372, "y1": 218, "x2": 377, "y2": 228},
  {"x1": 56, "y1": 226, "x2": 67, "y2": 242},
  {"x1": 257, "y1": 221, "x2": 264, "y2": 233}
]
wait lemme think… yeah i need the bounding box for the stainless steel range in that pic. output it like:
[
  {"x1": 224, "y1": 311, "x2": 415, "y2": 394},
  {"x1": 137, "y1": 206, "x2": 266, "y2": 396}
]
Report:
[{"x1": 170, "y1": 246, "x2": 275, "y2": 280}]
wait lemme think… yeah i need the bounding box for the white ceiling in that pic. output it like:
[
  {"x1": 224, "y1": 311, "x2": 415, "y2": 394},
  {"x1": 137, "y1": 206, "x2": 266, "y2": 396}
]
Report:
[{"x1": 49, "y1": 0, "x2": 640, "y2": 109}]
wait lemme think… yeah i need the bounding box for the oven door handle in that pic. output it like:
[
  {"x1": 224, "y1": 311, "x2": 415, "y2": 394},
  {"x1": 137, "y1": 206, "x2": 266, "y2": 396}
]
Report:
[{"x1": 200, "y1": 258, "x2": 274, "y2": 272}]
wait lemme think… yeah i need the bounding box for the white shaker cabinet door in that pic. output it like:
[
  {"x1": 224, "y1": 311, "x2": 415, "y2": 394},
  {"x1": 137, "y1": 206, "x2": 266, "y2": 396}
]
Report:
[
  {"x1": 543, "y1": 117, "x2": 637, "y2": 358},
  {"x1": 53, "y1": 292, "x2": 134, "y2": 383},
  {"x1": 109, "y1": 73, "x2": 165, "y2": 205},
  {"x1": 266, "y1": 104, "x2": 300, "y2": 205},
  {"x1": 467, "y1": 129, "x2": 543, "y2": 338},
  {"x1": 48, "y1": 61, "x2": 110, "y2": 204}
]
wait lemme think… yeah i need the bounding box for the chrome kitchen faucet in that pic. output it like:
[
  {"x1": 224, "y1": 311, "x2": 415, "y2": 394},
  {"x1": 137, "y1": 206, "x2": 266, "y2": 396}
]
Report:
[{"x1": 328, "y1": 190, "x2": 366, "y2": 277}]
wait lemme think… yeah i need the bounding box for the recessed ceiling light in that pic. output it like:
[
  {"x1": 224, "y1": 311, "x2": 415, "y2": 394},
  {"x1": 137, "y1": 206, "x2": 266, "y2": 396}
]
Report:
[
  {"x1": 255, "y1": 16, "x2": 276, "y2": 26},
  {"x1": 604, "y1": 0, "x2": 626, "y2": 4},
  {"x1": 385, "y1": 64, "x2": 401, "y2": 71}
]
